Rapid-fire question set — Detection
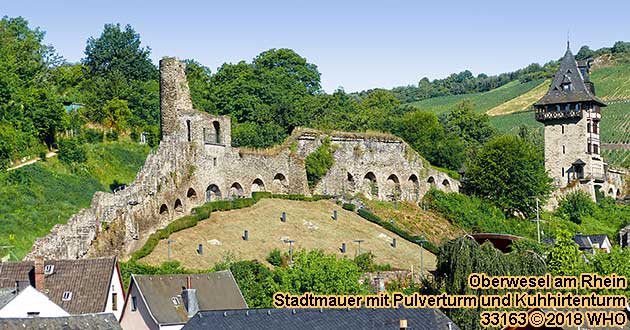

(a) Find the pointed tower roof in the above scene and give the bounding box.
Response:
[535,47,606,107]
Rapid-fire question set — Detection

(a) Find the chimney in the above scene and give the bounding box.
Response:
[34,256,45,292]
[399,319,408,330]
[182,276,199,318]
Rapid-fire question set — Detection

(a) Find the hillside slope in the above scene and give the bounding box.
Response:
[140,199,436,273]
[0,141,150,259]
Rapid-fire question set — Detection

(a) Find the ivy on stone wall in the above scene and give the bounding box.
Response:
[305,137,335,189]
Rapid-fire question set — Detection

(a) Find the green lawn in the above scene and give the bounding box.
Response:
[406,79,543,114]
[0,141,150,259]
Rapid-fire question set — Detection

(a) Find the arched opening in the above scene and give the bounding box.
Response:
[272,173,288,194]
[386,174,401,200]
[174,199,183,212]
[442,179,451,191]
[427,176,435,186]
[346,172,356,194]
[229,182,244,199]
[408,174,419,201]
[187,188,197,199]
[609,188,614,196]
[205,184,222,202]
[617,190,622,198]
[159,204,169,215]
[363,172,378,198]
[251,178,266,193]
[213,121,221,144]
[186,120,191,142]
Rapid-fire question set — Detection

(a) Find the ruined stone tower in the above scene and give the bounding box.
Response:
[534,45,607,194]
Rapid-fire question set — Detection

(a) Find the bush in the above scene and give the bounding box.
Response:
[305,137,335,188]
[557,191,596,224]
[106,130,119,141]
[58,139,87,164]
[342,203,356,211]
[80,128,104,144]
[266,248,283,267]
[353,252,391,272]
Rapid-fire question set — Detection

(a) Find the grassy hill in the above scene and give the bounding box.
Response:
[0,141,150,259]
[139,198,436,273]
[406,79,544,114]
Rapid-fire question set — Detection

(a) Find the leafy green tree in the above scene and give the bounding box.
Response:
[103,98,131,131]
[57,139,87,164]
[464,135,552,217]
[184,60,213,112]
[83,23,157,81]
[218,260,279,308]
[276,250,369,294]
[356,89,401,131]
[547,230,580,276]
[442,100,496,146]
[557,191,596,224]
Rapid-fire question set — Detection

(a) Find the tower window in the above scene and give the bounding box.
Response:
[594,144,599,155]
[593,122,599,134]
[562,167,565,177]
[587,122,591,133]
[561,125,564,134]
[562,145,565,154]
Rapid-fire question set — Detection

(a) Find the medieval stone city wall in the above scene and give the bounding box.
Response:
[26,57,459,261]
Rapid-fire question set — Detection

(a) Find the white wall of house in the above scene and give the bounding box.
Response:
[104,264,125,320]
[120,282,157,330]
[0,286,69,318]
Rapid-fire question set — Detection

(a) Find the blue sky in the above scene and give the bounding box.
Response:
[4,0,630,92]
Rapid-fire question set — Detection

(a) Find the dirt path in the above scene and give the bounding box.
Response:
[7,151,57,171]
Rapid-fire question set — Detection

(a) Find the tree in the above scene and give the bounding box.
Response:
[556,191,596,224]
[464,135,552,217]
[547,230,580,276]
[305,137,335,188]
[576,45,595,61]
[103,98,131,131]
[83,23,157,81]
[442,100,496,146]
[276,250,369,295]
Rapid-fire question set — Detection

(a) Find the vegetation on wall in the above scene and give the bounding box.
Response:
[305,137,335,188]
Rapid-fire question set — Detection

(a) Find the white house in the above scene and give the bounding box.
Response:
[0,257,125,320]
[0,285,69,318]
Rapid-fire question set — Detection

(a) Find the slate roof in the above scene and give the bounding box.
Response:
[587,234,610,246]
[0,313,121,330]
[0,288,16,309]
[573,234,593,250]
[182,308,461,330]
[0,257,117,315]
[132,270,248,325]
[535,47,606,107]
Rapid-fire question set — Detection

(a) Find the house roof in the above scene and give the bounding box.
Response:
[572,234,593,250]
[182,308,460,330]
[0,313,121,330]
[133,270,248,325]
[0,288,16,309]
[535,47,606,107]
[586,234,610,246]
[0,257,117,315]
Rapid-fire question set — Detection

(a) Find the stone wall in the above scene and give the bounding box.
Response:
[26,58,459,261]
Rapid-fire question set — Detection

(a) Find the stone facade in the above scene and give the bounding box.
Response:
[27,57,459,261]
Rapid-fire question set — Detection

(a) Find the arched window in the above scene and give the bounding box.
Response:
[213,121,221,144]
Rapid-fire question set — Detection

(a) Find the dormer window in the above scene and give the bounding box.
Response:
[172,297,180,305]
[44,265,54,274]
[62,291,72,301]
[562,83,572,91]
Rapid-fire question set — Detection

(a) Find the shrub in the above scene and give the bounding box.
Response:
[80,128,104,144]
[106,130,119,141]
[557,191,596,224]
[305,137,335,188]
[58,139,87,164]
[342,203,356,211]
[266,248,283,267]
[353,252,391,272]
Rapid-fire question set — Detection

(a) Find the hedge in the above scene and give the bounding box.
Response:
[130,192,331,261]
[342,203,356,211]
[357,208,438,254]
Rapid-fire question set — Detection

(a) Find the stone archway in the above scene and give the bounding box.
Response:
[205,184,222,202]
[272,173,288,194]
[159,204,169,215]
[386,174,401,200]
[363,172,378,199]
[408,174,419,201]
[174,199,183,212]
[442,179,451,191]
[187,188,197,199]
[229,182,244,199]
[346,172,356,194]
[427,176,436,186]
[251,178,266,193]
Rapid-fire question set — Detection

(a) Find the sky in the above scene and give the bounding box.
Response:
[4,0,630,93]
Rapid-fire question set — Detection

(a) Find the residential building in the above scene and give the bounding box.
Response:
[0,313,122,330]
[0,285,68,318]
[120,270,247,330]
[0,257,125,319]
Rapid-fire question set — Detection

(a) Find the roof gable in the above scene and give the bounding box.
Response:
[0,257,116,315]
[133,270,247,325]
[0,313,122,330]
[535,48,606,107]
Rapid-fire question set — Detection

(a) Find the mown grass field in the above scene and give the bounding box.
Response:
[406,79,543,114]
[140,198,436,273]
[0,141,150,259]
